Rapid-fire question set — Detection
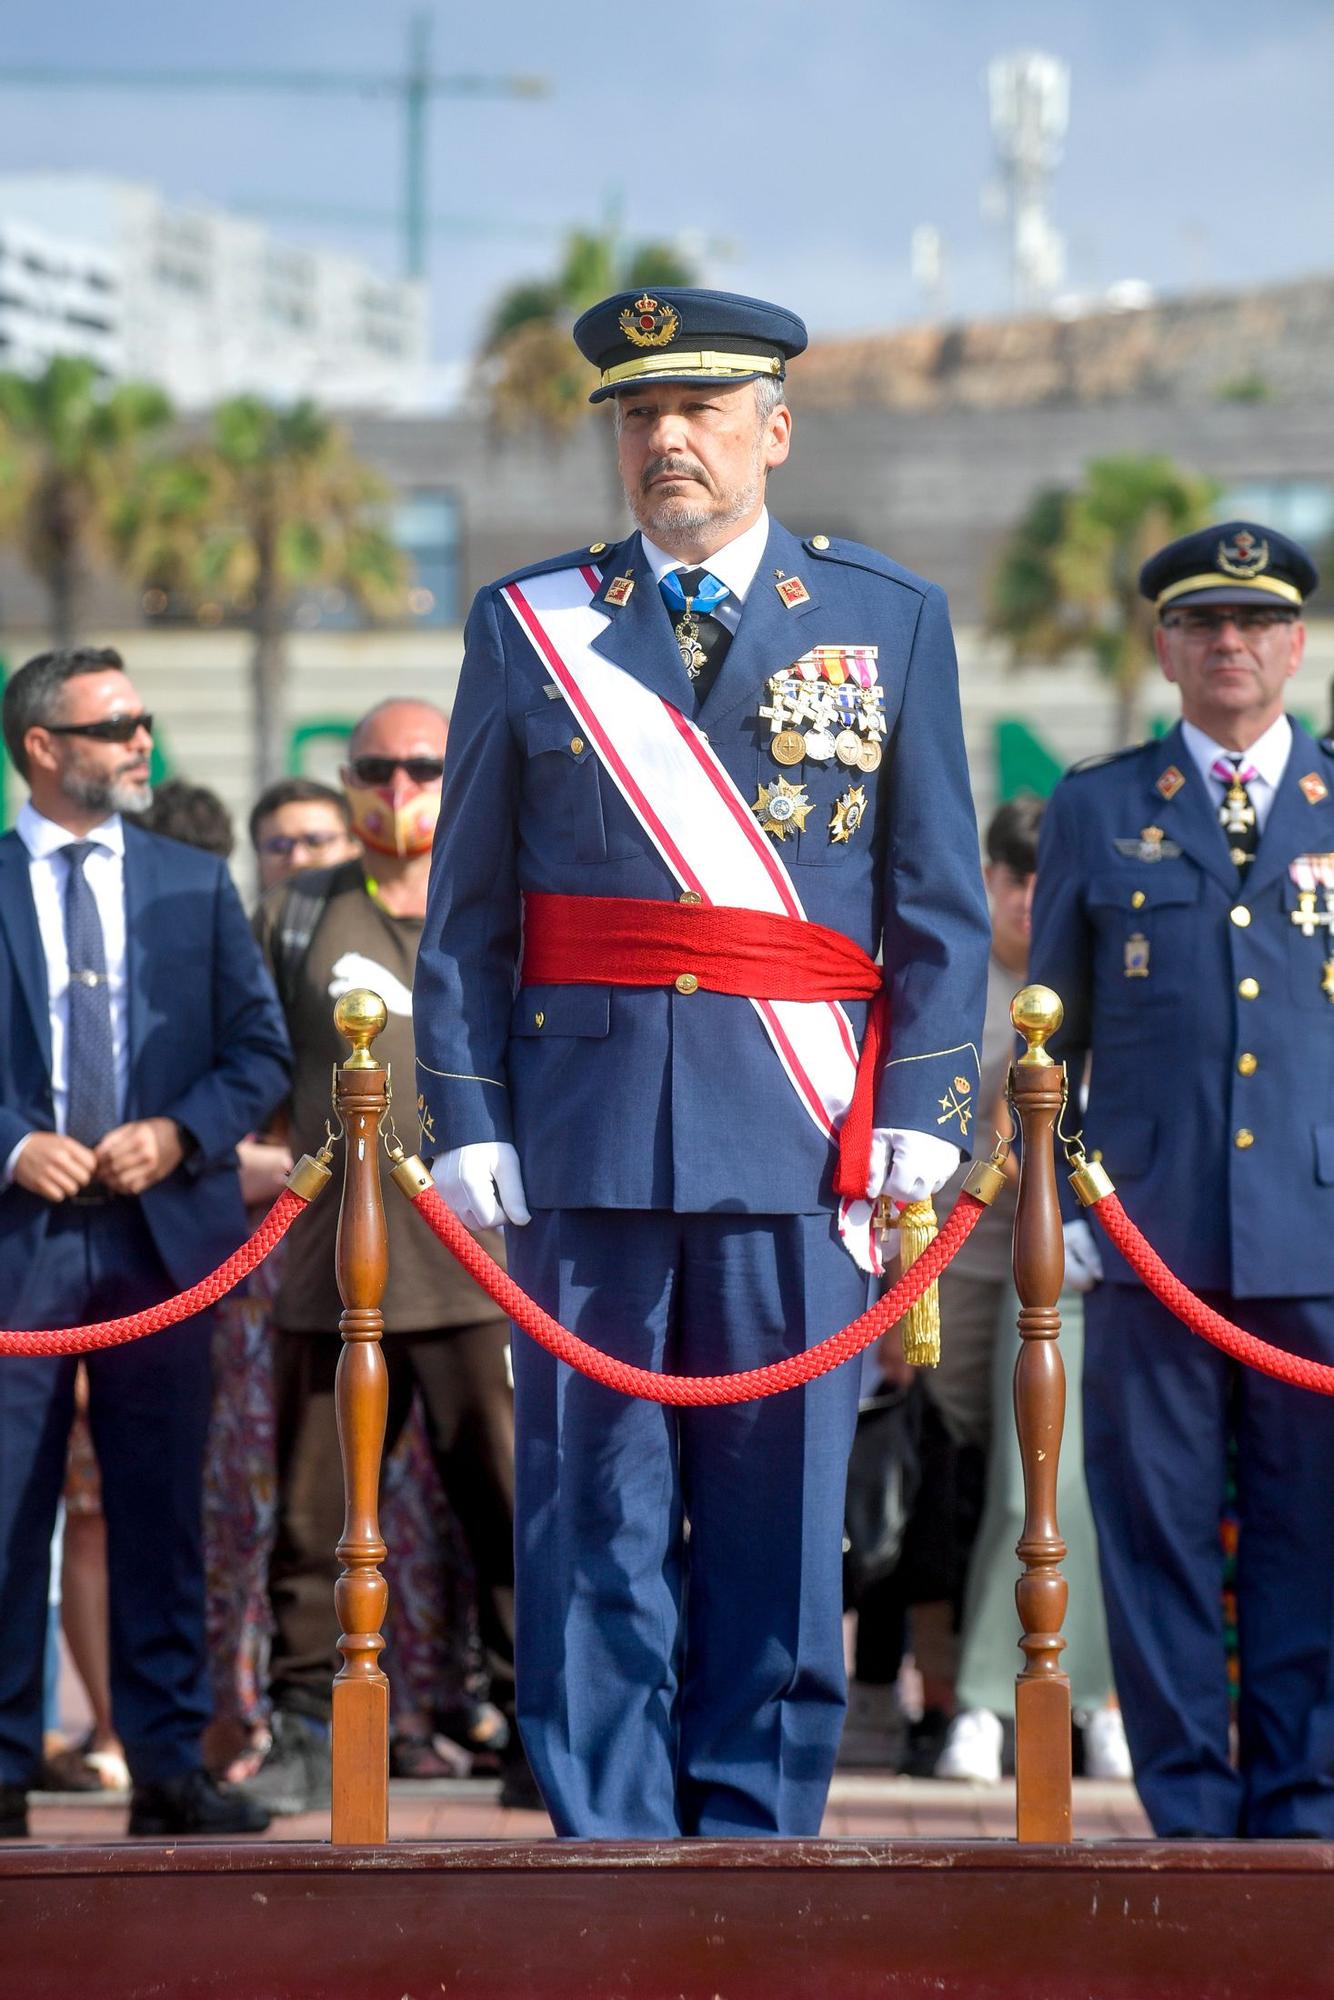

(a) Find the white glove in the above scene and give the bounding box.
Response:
[432,1142,531,1229]
[866,1128,962,1205]
[1063,1217,1104,1292]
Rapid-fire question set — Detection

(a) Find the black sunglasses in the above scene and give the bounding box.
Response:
[348,755,444,786]
[45,712,154,744]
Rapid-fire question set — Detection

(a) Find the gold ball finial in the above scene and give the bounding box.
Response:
[1011,983,1063,1067]
[333,988,389,1068]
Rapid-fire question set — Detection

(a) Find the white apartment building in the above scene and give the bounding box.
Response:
[0,174,430,410]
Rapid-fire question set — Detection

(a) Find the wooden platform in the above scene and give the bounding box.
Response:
[4,1832,1331,1999]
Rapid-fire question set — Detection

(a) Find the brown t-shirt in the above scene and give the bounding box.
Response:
[256,863,506,1334]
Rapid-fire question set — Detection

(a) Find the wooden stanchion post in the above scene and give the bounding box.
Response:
[1008,983,1073,1842]
[330,989,391,1845]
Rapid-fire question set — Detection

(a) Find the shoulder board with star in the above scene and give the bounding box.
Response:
[799,533,938,599]
[487,537,630,595]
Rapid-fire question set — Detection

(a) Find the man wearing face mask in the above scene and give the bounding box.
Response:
[244,698,523,1816]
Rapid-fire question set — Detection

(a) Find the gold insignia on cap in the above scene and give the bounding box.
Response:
[776,575,811,609]
[1299,771,1329,804]
[1156,765,1186,801]
[619,293,680,350]
[753,776,812,841]
[604,573,635,607]
[1216,528,1270,579]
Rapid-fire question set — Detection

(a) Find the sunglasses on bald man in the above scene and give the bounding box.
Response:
[348,755,445,787]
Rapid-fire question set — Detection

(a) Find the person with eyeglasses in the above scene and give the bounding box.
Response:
[1030,521,1334,1839]
[242,698,531,1815]
[0,645,291,1839]
[248,778,359,893]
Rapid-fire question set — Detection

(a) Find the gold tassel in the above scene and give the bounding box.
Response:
[877,1195,940,1367]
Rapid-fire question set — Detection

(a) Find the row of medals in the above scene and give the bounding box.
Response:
[753,654,885,844]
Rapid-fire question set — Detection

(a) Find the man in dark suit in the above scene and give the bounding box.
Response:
[0,645,290,1838]
[415,290,990,1836]
[1030,523,1334,1837]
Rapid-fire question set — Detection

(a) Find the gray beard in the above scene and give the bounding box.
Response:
[61,768,153,817]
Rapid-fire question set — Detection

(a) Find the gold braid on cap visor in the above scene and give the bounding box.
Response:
[600,350,785,388]
[1156,571,1303,610]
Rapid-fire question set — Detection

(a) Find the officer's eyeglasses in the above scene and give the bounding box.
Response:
[257,830,346,859]
[44,712,154,743]
[1161,608,1297,637]
[348,755,445,786]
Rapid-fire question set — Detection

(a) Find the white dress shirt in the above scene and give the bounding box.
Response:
[6,801,130,1177]
[640,508,770,635]
[1180,714,1292,837]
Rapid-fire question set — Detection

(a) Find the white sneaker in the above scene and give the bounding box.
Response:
[934,1707,1003,1783]
[1083,1706,1133,1780]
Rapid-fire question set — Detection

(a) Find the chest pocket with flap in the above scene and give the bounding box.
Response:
[1087,864,1201,1001]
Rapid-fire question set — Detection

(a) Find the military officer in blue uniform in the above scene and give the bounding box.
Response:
[415,289,989,1837]
[1030,521,1334,1838]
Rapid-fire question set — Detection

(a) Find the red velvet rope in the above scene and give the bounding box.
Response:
[0,1189,309,1358]
[409,1184,986,1406]
[1091,1192,1334,1396]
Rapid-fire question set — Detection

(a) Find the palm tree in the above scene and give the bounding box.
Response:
[480,228,699,436]
[990,455,1219,747]
[0,355,172,646]
[121,398,407,790]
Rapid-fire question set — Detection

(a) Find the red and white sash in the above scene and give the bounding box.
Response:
[503,563,880,1273]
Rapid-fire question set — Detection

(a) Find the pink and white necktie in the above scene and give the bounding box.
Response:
[1210,755,1260,869]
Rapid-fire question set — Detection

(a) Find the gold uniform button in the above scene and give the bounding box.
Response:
[1131,889,1146,910]
[811,533,831,550]
[1234,1128,1255,1150]
[569,736,585,755]
[1237,1051,1258,1077]
[589,541,607,555]
[1230,905,1252,927]
[679,889,703,906]
[1238,977,1260,1000]
[534,1011,545,1028]
[675,972,699,996]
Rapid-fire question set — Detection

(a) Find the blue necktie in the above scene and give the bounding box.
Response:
[62,841,117,1147]
[659,567,732,697]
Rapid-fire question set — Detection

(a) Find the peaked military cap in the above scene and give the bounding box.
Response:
[573,287,807,404]
[1140,519,1318,614]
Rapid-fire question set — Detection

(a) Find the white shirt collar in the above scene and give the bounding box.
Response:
[639,507,770,606]
[16,799,126,860]
[1180,714,1292,793]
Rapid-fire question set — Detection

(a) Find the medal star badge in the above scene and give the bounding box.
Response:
[618,293,680,349]
[753,776,812,841]
[829,785,867,844]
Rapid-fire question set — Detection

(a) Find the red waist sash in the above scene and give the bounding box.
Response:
[520,891,887,1199]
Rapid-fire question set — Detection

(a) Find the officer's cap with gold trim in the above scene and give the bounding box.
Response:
[1140,519,1318,615]
[573,287,807,405]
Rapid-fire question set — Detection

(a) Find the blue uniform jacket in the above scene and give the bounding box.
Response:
[1030,718,1334,1298]
[0,821,292,1303]
[415,519,989,1215]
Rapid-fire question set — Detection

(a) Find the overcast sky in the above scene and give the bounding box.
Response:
[1,0,1330,362]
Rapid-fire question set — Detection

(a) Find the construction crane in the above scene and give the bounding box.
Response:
[0,12,548,279]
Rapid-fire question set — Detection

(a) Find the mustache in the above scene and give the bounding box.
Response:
[640,454,710,494]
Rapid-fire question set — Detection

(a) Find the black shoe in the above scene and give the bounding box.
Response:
[498,1749,545,1812]
[0,1782,28,1838]
[128,1767,270,1837]
[238,1708,332,1816]
[902,1707,954,1778]
[436,1698,510,1775]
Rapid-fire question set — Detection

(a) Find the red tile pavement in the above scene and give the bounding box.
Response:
[12,1774,1150,1847]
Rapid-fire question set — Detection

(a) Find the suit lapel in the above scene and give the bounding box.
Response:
[0,831,52,1069]
[1245,719,1334,901]
[698,519,823,728]
[1144,725,1237,894]
[587,533,697,711]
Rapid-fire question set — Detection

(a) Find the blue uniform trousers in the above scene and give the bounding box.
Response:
[0,1200,213,1788]
[507,1208,869,1838]
[1084,1283,1334,1837]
